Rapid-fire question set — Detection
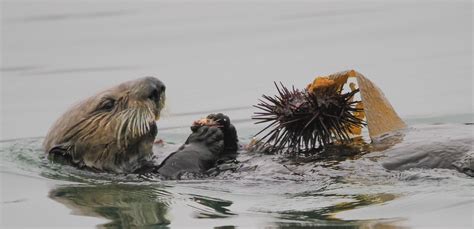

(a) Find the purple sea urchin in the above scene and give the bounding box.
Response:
[253,77,365,153]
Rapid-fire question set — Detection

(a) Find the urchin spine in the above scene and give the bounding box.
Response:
[253,79,364,153]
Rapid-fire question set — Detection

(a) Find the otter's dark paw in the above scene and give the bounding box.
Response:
[207,113,231,129]
[186,126,224,154]
[206,113,239,153]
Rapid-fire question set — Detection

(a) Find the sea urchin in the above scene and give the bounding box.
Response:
[253,76,365,153]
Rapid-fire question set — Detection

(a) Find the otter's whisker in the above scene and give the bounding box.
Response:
[116,111,130,147]
[139,108,146,136]
[136,108,144,136]
[112,103,157,148]
[142,117,147,136]
[135,108,142,137]
[126,110,135,143]
[75,113,108,141]
[144,109,151,133]
[131,111,138,138]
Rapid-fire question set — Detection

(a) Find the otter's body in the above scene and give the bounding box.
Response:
[377,125,474,176]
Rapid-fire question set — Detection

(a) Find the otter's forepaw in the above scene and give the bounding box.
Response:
[207,113,239,153]
[207,113,231,129]
[186,126,224,154]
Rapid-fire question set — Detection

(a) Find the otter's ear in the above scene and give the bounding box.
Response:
[47,144,73,165]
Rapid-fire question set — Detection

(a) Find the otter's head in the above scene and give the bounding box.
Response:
[43,77,166,173]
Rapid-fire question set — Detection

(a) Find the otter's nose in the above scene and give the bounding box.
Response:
[157,82,166,93]
[140,77,166,102]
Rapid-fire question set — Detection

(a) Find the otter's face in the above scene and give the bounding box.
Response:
[43,77,166,173]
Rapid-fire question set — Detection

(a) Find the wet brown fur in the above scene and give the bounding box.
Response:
[43,77,165,173]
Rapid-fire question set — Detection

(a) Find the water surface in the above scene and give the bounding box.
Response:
[1,0,473,228]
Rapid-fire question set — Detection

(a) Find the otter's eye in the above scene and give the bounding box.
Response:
[148,89,159,101]
[98,98,115,111]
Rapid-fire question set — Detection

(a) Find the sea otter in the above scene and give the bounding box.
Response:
[43,76,472,178]
[43,77,238,177]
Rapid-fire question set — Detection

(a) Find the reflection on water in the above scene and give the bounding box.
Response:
[48,184,399,228]
[50,185,171,228]
[189,194,235,219]
[277,193,397,221]
[275,222,403,229]
[272,193,401,229]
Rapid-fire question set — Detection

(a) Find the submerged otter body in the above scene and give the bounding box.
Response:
[243,123,474,177]
[377,124,474,176]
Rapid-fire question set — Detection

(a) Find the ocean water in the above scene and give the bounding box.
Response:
[1,0,473,228]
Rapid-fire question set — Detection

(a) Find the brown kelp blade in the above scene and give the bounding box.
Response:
[327,70,406,140]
